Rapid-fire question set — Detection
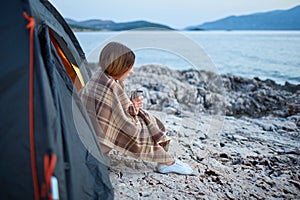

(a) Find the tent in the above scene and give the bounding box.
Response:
[0,0,114,199]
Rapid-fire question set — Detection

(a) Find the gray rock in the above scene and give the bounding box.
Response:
[126,64,300,118]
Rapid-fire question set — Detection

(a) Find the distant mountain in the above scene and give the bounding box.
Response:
[186,5,300,30]
[65,18,173,31]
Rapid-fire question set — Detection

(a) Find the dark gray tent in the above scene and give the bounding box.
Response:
[0,0,114,199]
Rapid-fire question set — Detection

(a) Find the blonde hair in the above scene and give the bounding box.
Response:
[99,42,135,76]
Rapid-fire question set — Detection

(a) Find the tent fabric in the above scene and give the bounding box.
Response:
[0,0,114,199]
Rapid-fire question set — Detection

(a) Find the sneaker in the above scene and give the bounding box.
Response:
[157,159,193,175]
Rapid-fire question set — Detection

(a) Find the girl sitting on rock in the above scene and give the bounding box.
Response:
[79,41,193,175]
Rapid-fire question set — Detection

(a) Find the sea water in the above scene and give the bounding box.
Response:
[75,31,300,85]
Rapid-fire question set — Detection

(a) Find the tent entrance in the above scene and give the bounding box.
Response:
[49,29,85,91]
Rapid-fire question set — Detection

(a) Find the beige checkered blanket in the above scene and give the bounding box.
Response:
[79,71,173,163]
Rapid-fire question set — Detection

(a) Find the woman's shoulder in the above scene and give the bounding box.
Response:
[82,70,126,97]
[86,70,113,86]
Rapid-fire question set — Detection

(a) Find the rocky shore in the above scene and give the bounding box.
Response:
[107,65,300,199]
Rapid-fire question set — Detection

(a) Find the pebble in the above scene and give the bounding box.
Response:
[233,134,248,141]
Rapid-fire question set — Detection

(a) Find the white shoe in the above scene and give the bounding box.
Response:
[157,159,193,175]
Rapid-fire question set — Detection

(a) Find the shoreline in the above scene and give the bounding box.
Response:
[104,64,300,199]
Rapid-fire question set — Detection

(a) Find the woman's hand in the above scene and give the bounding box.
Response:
[131,96,144,112]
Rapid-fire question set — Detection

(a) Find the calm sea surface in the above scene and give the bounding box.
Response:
[75,31,300,85]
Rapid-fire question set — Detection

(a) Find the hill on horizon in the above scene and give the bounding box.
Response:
[65,18,173,31]
[186,5,300,30]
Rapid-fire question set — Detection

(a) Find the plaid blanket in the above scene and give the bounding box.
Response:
[79,70,173,163]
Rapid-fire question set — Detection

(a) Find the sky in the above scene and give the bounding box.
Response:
[49,0,300,29]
